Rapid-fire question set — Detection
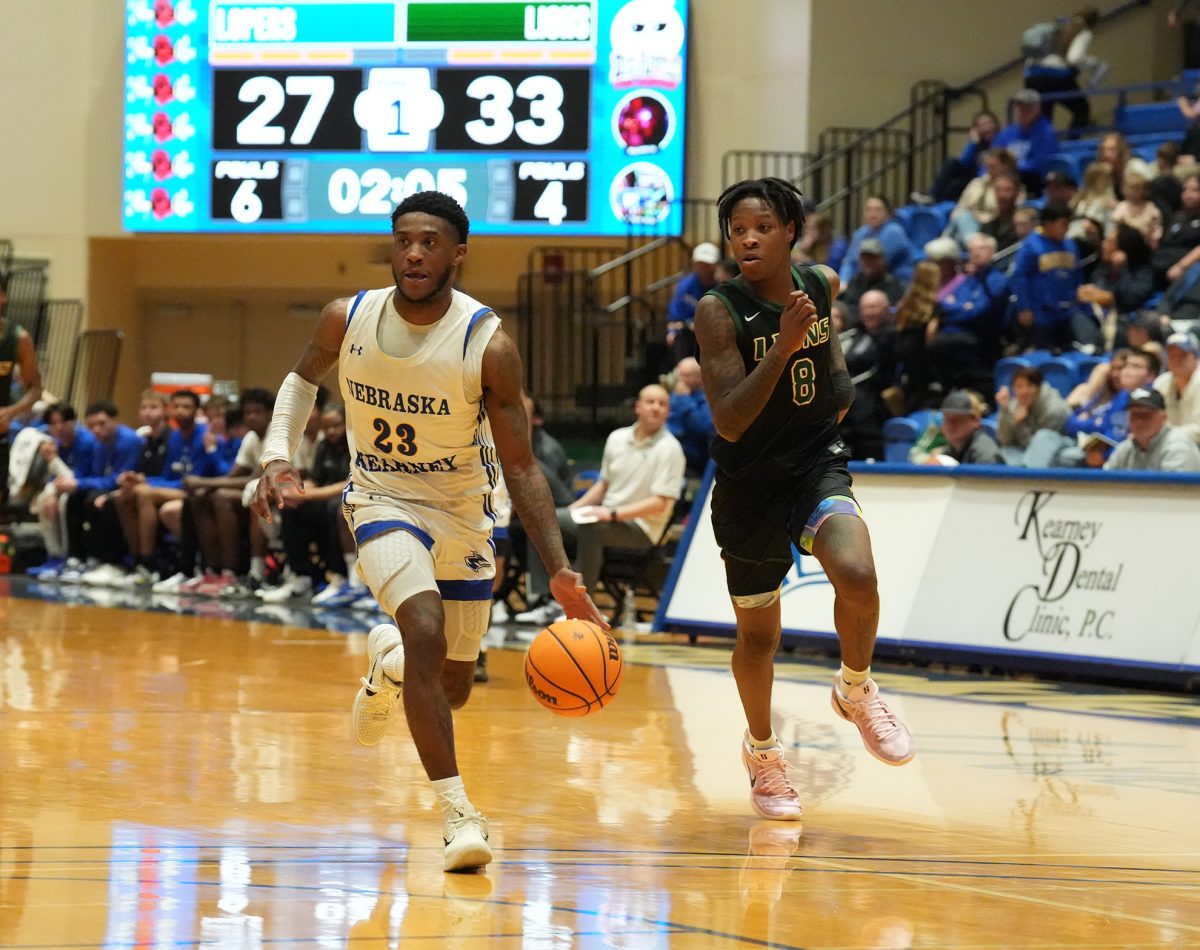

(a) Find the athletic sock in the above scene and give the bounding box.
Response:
[432,776,471,819]
[748,730,781,751]
[839,663,870,692]
[249,556,266,581]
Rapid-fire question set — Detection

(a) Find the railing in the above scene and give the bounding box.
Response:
[66,330,123,411]
[0,239,12,277]
[38,300,85,404]
[3,265,49,344]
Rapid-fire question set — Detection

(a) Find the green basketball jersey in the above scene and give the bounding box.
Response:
[0,321,20,408]
[703,265,839,479]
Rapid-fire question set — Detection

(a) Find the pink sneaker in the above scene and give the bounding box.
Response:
[831,677,915,766]
[740,735,803,820]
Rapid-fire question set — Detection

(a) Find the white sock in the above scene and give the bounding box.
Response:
[344,552,363,587]
[748,730,780,751]
[381,639,405,684]
[840,663,870,691]
[249,556,266,581]
[432,776,471,819]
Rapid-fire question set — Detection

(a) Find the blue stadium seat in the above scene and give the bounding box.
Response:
[904,207,946,248]
[995,356,1032,391]
[882,417,921,463]
[1114,102,1187,137]
[571,467,600,499]
[981,414,999,440]
[1040,357,1078,397]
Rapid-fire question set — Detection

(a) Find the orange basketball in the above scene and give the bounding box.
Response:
[524,619,624,717]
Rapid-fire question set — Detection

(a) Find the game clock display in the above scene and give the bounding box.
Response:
[124,0,689,236]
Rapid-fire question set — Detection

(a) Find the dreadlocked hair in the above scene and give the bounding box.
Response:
[716,177,807,248]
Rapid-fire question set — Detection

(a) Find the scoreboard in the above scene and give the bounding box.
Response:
[123,0,689,235]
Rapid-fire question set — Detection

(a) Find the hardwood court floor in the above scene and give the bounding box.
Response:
[1,590,1199,948]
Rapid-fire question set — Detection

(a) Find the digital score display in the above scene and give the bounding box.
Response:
[123,0,689,235]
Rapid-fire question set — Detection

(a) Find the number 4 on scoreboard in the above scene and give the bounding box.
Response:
[533,181,567,226]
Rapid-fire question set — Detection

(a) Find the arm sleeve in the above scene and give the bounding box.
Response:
[260,373,319,466]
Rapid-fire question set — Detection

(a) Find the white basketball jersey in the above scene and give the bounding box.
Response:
[339,286,500,505]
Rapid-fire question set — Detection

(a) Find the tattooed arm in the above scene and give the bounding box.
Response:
[483,329,608,628]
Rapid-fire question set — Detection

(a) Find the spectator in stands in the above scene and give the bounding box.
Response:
[276,404,357,605]
[980,173,1023,252]
[793,212,846,271]
[1078,224,1156,348]
[1096,132,1133,198]
[0,271,44,505]
[1067,347,1126,409]
[1155,172,1200,291]
[198,395,242,475]
[1149,142,1183,218]
[1168,0,1200,69]
[994,89,1060,195]
[924,237,963,290]
[1104,386,1200,471]
[1153,332,1200,443]
[666,356,715,476]
[1011,201,1092,351]
[944,150,1025,246]
[112,389,208,587]
[1126,312,1169,364]
[919,110,1002,205]
[889,261,942,413]
[1070,162,1117,233]
[516,384,685,626]
[996,366,1071,465]
[838,196,914,285]
[1024,347,1159,467]
[927,390,1004,465]
[30,401,142,578]
[155,388,275,595]
[1022,6,1102,132]
[523,393,572,505]
[1043,169,1080,209]
[665,242,721,365]
[839,289,895,460]
[838,238,906,310]
[927,234,1012,391]
[715,257,739,283]
[32,404,97,575]
[1112,170,1164,249]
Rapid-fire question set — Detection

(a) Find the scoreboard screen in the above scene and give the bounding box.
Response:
[123,0,689,235]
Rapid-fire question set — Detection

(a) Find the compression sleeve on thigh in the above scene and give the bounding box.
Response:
[260,372,319,467]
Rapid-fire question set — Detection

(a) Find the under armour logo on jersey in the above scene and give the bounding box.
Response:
[464,552,488,572]
[348,344,364,356]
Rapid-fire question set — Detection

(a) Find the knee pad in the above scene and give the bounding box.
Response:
[731,588,781,610]
[442,599,491,662]
[357,527,438,617]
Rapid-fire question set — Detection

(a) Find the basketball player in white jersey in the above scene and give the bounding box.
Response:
[252,191,607,873]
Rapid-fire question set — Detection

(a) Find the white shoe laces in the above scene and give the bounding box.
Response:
[755,756,800,800]
[445,806,488,839]
[855,693,902,738]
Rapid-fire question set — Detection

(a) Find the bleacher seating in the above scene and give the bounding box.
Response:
[1114,102,1188,138]
[1039,357,1078,398]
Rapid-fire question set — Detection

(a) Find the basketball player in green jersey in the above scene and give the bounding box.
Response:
[693,178,915,821]
[0,272,45,503]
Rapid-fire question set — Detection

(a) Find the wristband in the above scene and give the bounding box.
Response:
[609,508,619,522]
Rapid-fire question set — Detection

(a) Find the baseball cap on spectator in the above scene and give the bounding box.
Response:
[859,237,886,256]
[1013,88,1042,106]
[692,242,720,264]
[1166,331,1200,356]
[1044,170,1077,188]
[924,236,962,262]
[941,390,983,418]
[1128,387,1166,410]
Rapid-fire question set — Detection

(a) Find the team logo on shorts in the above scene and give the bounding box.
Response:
[464,552,488,572]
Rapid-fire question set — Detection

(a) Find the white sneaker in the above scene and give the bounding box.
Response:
[257,573,313,603]
[352,624,405,747]
[443,803,492,872]
[512,601,565,627]
[57,558,91,583]
[81,563,128,588]
[152,571,190,593]
[122,565,158,590]
[491,600,511,623]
